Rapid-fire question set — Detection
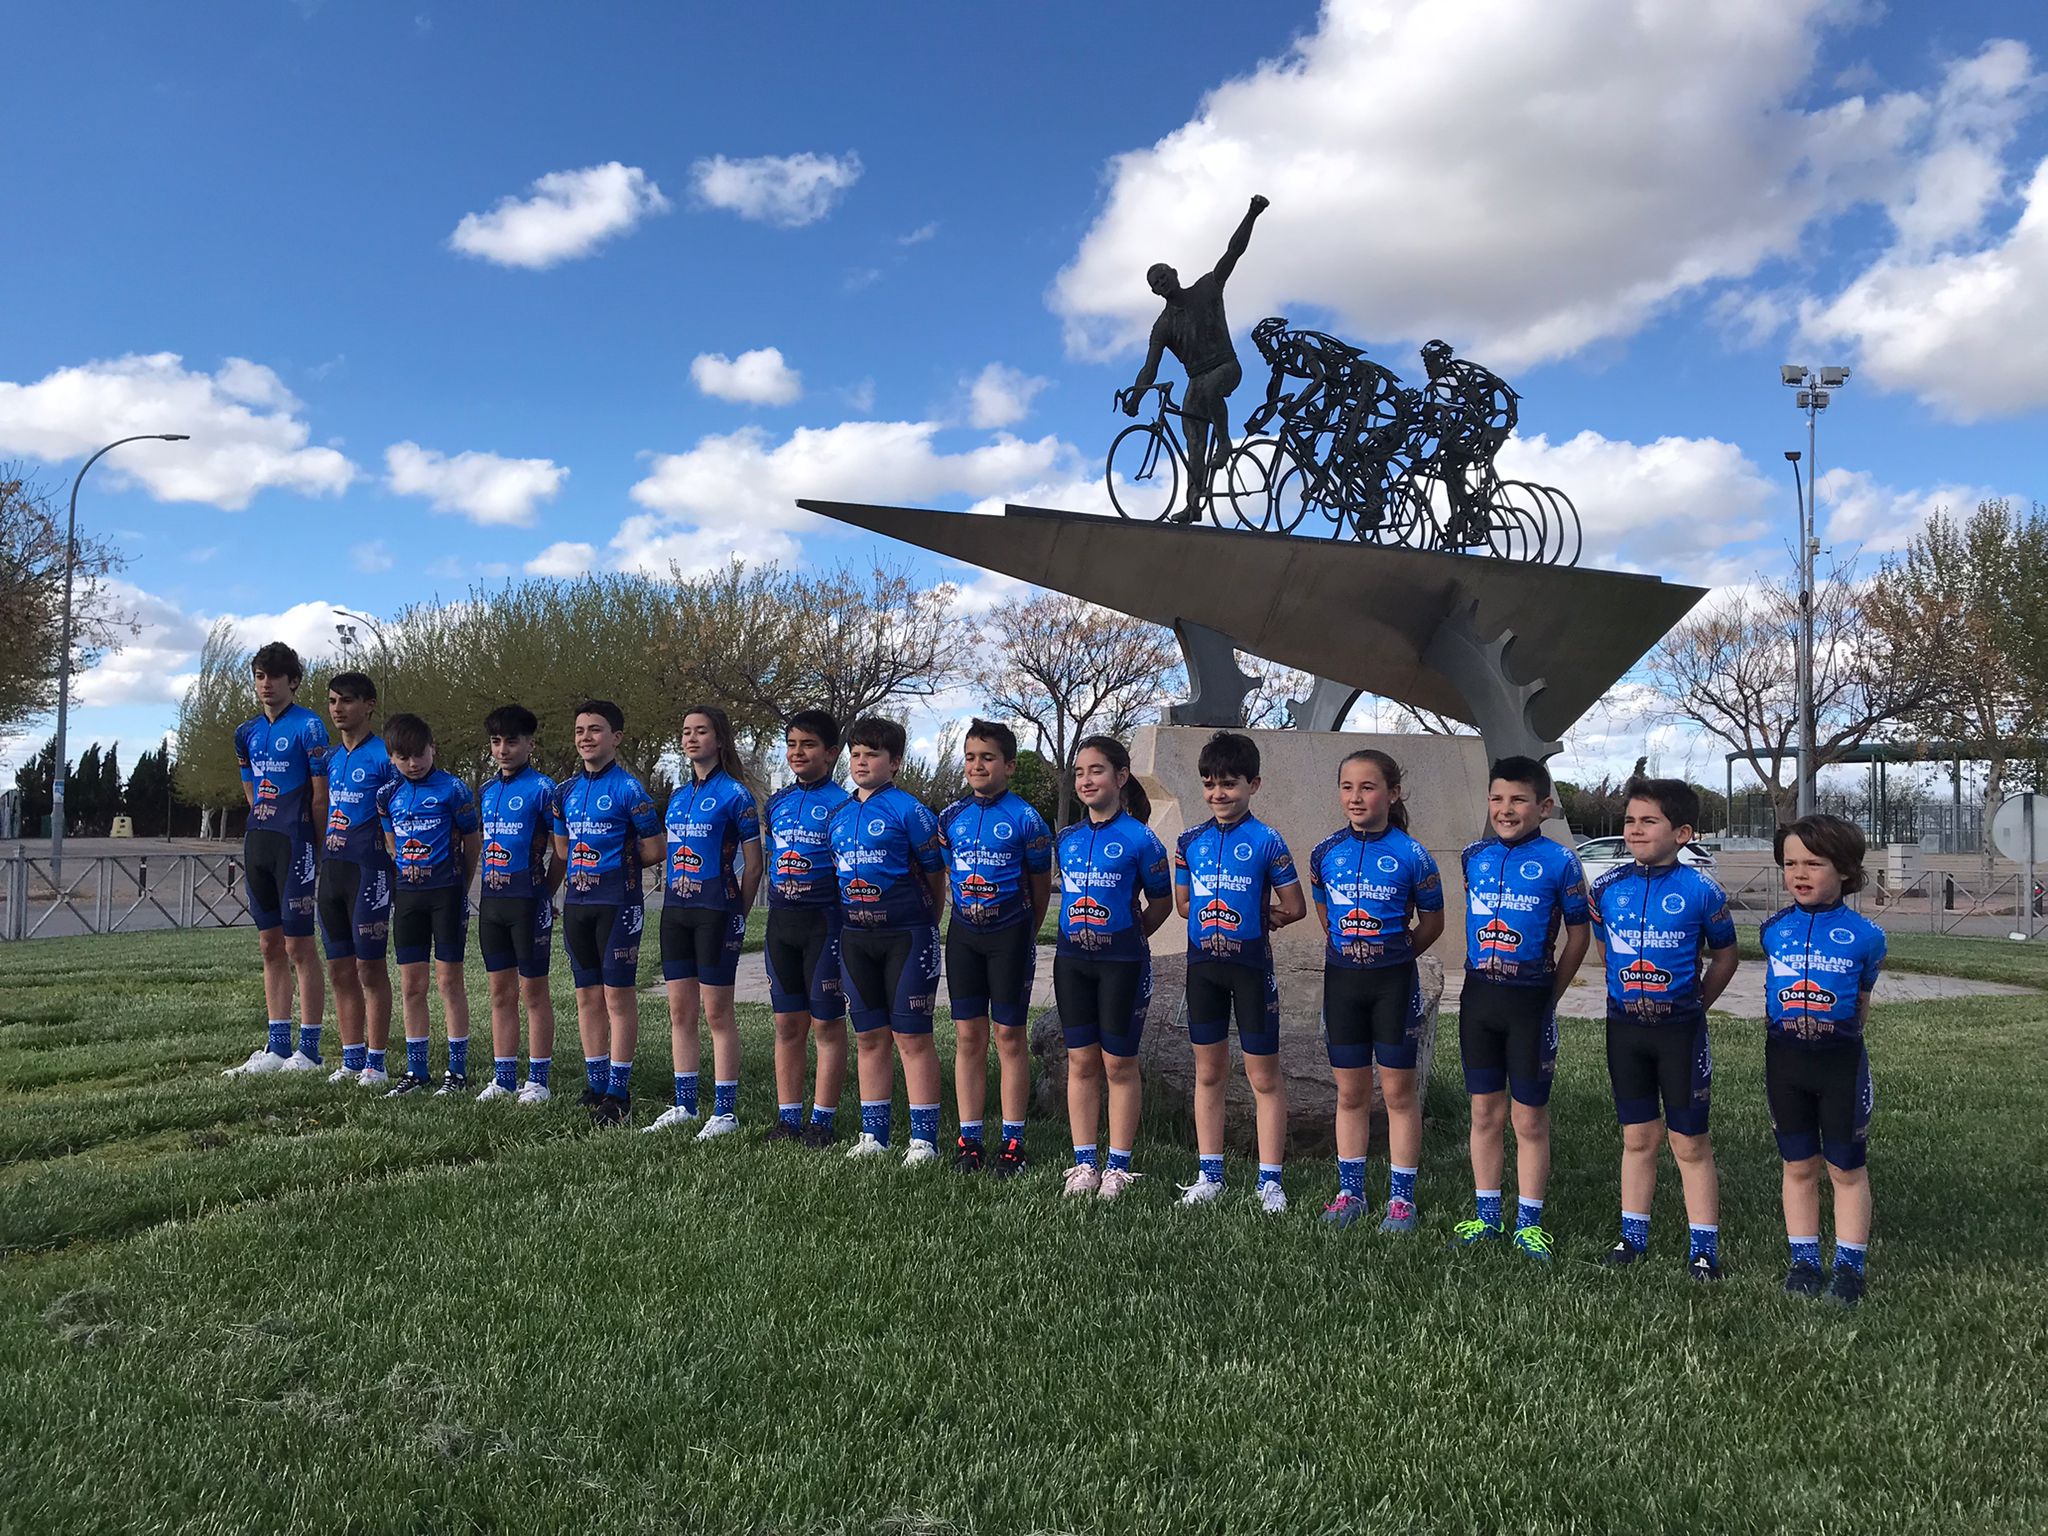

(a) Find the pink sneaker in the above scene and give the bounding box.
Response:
[1097,1167,1141,1201]
[1062,1162,1102,1197]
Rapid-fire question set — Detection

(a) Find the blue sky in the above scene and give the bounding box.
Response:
[5,0,2046,793]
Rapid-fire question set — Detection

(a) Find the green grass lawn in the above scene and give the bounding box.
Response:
[4,930,2047,1534]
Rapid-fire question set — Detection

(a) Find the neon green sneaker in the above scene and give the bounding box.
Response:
[1512,1223,1555,1262]
[1450,1216,1505,1249]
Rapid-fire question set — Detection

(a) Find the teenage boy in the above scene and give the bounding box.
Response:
[318,671,397,1087]
[1453,755,1591,1259]
[550,700,663,1127]
[762,709,852,1148]
[1174,731,1306,1212]
[477,704,561,1104]
[938,719,1052,1175]
[1587,776,1739,1279]
[828,716,948,1165]
[377,713,480,1097]
[224,641,330,1075]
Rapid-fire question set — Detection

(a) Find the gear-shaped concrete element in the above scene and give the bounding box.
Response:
[1421,598,1561,763]
[1284,677,1364,733]
[1168,620,1260,728]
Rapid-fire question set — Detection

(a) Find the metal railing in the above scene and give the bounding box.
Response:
[1,852,253,941]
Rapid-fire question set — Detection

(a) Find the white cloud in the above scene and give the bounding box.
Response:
[1814,467,2007,553]
[1880,41,2040,257]
[690,347,803,405]
[448,162,670,269]
[384,441,568,527]
[351,539,394,573]
[1051,0,1932,369]
[525,540,596,577]
[0,353,355,509]
[70,580,211,709]
[899,222,940,246]
[690,151,861,227]
[965,363,1052,429]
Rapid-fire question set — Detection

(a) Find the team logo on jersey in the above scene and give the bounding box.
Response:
[596,795,613,811]
[1067,895,1111,927]
[1830,927,1855,946]
[1377,854,1400,873]
[327,807,350,833]
[1476,917,1523,953]
[698,794,717,812]
[274,735,290,751]
[256,778,280,800]
[994,820,1013,839]
[1199,897,1242,932]
[401,838,432,865]
[508,795,524,811]
[483,841,511,868]
[1520,859,1545,880]
[570,841,602,868]
[1339,909,1383,939]
[1233,842,1253,862]
[352,767,367,784]
[843,877,881,904]
[1104,841,1124,860]
[810,803,829,821]
[1777,978,1838,1014]
[1661,892,1687,915]
[673,847,703,874]
[867,818,886,837]
[958,872,1001,904]
[775,850,811,878]
[1619,958,1673,993]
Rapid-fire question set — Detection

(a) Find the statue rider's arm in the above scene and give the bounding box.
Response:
[1129,316,1169,398]
[1211,194,1268,285]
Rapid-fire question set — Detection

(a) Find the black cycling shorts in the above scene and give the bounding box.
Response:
[1605,1008,1711,1136]
[478,895,553,979]
[946,918,1038,1028]
[562,900,644,990]
[245,828,317,937]
[839,924,940,1036]
[764,905,844,1020]
[317,857,392,963]
[660,905,745,987]
[1186,957,1280,1056]
[392,884,468,967]
[1323,960,1424,1070]
[1459,974,1558,1106]
[1053,955,1151,1057]
[1766,1037,1872,1170]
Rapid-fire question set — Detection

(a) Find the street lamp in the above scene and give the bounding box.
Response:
[52,434,190,877]
[333,608,392,698]
[1779,365,1850,818]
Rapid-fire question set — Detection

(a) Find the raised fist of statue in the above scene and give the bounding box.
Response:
[1249,194,1270,214]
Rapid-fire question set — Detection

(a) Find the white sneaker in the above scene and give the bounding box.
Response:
[224,1047,289,1077]
[326,1064,358,1084]
[1098,1167,1142,1202]
[516,1080,552,1104]
[278,1050,323,1073]
[1177,1176,1226,1207]
[1063,1162,1102,1197]
[845,1132,889,1160]
[356,1066,390,1088]
[642,1104,700,1134]
[902,1138,939,1167]
[475,1081,514,1103]
[1257,1182,1289,1215]
[695,1113,741,1141]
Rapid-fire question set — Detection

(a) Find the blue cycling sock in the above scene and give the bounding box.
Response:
[1338,1157,1366,1200]
[909,1103,939,1145]
[809,1103,836,1127]
[1199,1154,1225,1185]
[606,1059,633,1098]
[675,1071,699,1113]
[1475,1189,1504,1226]
[267,1020,292,1057]
[1107,1147,1132,1172]
[1389,1164,1417,1205]
[713,1080,737,1118]
[493,1057,517,1091]
[959,1120,984,1146]
[528,1057,551,1088]
[447,1036,469,1079]
[1689,1223,1719,1263]
[1621,1210,1651,1250]
[1073,1143,1098,1169]
[1001,1119,1025,1143]
[297,1024,321,1062]
[1834,1240,1867,1275]
[406,1038,429,1080]
[366,1049,386,1074]
[1516,1197,1545,1231]
[1258,1162,1284,1190]
[342,1043,367,1073]
[1789,1234,1822,1268]
[585,1055,610,1095]
[861,1100,891,1145]
[778,1102,802,1128]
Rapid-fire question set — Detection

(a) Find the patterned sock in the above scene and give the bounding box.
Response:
[1199,1153,1225,1185]
[447,1036,469,1079]
[1072,1143,1098,1169]
[528,1057,551,1088]
[1258,1162,1284,1191]
[585,1055,610,1095]
[607,1059,633,1098]
[493,1057,517,1091]
[366,1049,386,1074]
[1001,1119,1026,1143]
[342,1043,367,1073]
[713,1080,737,1118]
[267,1020,292,1057]
[1107,1147,1133,1172]
[297,1024,321,1062]
[861,1099,892,1145]
[1789,1234,1822,1269]
[1339,1157,1367,1200]
[1689,1223,1719,1263]
[1621,1210,1651,1250]
[959,1119,984,1146]
[1476,1189,1504,1226]
[778,1102,803,1129]
[406,1038,429,1080]
[675,1071,699,1114]
[1389,1164,1418,1205]
[909,1103,939,1145]
[1834,1240,1868,1275]
[1516,1197,1545,1231]
[809,1103,837,1128]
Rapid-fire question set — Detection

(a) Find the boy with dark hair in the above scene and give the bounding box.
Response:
[377,713,481,1096]
[318,671,397,1086]
[939,718,1053,1174]
[828,715,948,1165]
[1453,754,1590,1259]
[1174,731,1306,1211]
[762,709,852,1147]
[477,704,562,1103]
[225,641,331,1075]
[1587,775,1738,1279]
[550,699,663,1126]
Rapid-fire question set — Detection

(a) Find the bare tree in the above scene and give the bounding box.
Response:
[0,465,132,734]
[1239,654,1309,729]
[983,593,1180,826]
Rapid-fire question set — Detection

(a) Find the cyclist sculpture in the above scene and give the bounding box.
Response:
[1414,338,1518,549]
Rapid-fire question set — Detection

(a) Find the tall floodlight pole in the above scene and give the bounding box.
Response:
[52,434,191,878]
[1779,366,1850,818]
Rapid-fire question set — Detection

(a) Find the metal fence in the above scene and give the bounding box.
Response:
[1703,855,2041,936]
[1,852,254,941]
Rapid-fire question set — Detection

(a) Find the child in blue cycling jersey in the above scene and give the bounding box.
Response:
[1764,814,1885,1308]
[1174,732,1307,1213]
[646,705,762,1142]
[1587,777,1739,1279]
[376,713,481,1097]
[828,716,948,1166]
[940,720,1052,1176]
[1308,749,1445,1234]
[1451,755,1589,1259]
[1055,736,1173,1200]
[476,704,561,1104]
[318,671,396,1088]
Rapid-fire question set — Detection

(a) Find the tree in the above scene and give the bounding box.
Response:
[1241,654,1310,728]
[0,465,132,734]
[982,593,1180,827]
[174,621,257,816]
[126,744,177,837]
[13,735,55,831]
[67,742,104,836]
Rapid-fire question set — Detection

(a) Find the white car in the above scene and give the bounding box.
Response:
[1573,835,1717,886]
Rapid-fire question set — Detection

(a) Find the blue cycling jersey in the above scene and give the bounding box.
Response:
[377,769,479,889]
[1307,823,1444,969]
[1589,861,1738,1021]
[1055,812,1170,961]
[480,764,558,900]
[663,767,761,910]
[1761,902,1886,1044]
[765,776,851,909]
[829,784,944,930]
[1175,814,1300,963]
[939,790,1053,930]
[235,704,330,839]
[1460,831,1589,985]
[550,761,661,904]
[323,734,398,867]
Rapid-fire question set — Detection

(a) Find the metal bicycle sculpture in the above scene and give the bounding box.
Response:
[1107,322,1583,566]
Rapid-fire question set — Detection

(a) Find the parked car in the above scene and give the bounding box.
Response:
[1574,835,1717,885]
